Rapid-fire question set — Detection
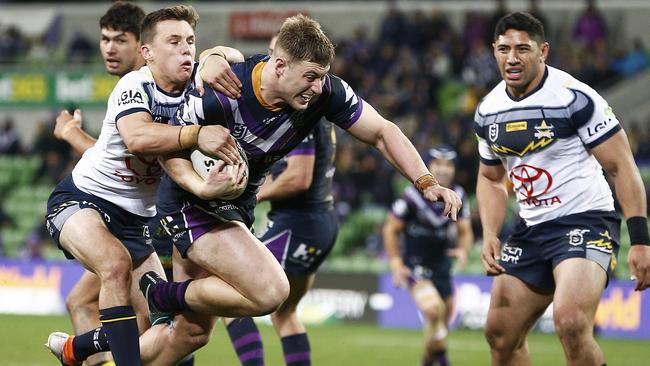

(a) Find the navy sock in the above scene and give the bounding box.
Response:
[434,349,449,366]
[72,327,110,361]
[227,318,265,366]
[99,306,141,366]
[281,333,310,366]
[152,279,192,312]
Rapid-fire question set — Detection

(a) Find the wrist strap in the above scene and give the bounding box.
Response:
[178,125,202,149]
[414,173,439,193]
[627,216,650,246]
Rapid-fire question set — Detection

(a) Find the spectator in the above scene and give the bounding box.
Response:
[0,117,22,155]
[573,0,608,48]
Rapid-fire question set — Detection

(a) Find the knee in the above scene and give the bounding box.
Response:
[252,275,290,315]
[65,294,94,315]
[96,256,132,287]
[484,320,518,354]
[421,302,444,324]
[554,311,591,346]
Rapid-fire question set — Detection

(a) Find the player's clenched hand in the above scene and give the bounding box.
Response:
[195,54,242,99]
[628,245,650,291]
[54,109,82,140]
[197,125,242,165]
[199,160,246,200]
[422,185,462,221]
[481,236,505,276]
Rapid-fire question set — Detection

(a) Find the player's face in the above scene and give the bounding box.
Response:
[493,29,549,98]
[428,159,455,187]
[100,27,142,77]
[279,59,330,111]
[143,20,196,86]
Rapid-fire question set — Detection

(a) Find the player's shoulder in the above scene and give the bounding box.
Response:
[547,66,604,103]
[119,66,155,85]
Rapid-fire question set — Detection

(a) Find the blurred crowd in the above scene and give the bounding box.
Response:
[1,0,650,260]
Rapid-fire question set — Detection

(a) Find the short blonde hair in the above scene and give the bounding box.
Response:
[275,14,334,66]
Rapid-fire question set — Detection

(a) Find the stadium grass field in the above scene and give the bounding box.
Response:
[1,314,648,365]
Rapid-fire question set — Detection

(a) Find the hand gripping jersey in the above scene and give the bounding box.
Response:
[475,66,620,225]
[72,66,195,217]
[160,54,362,209]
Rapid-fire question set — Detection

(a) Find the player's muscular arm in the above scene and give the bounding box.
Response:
[476,163,508,275]
[257,154,314,202]
[592,129,650,290]
[196,46,244,98]
[159,152,245,200]
[347,100,462,219]
[450,217,474,270]
[382,214,410,288]
[592,130,646,220]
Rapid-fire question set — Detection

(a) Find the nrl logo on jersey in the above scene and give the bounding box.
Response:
[534,120,554,139]
[488,123,499,142]
[566,228,590,246]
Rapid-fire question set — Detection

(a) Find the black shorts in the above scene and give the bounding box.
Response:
[260,208,338,275]
[405,257,454,299]
[156,199,255,258]
[501,210,620,292]
[45,175,155,262]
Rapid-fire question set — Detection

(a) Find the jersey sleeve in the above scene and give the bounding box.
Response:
[474,107,502,165]
[113,71,152,122]
[391,195,413,222]
[173,86,227,127]
[568,85,622,149]
[287,131,315,156]
[322,75,364,130]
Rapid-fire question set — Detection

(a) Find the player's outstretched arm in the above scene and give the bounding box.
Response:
[476,162,507,276]
[54,109,96,154]
[592,129,650,291]
[345,100,462,220]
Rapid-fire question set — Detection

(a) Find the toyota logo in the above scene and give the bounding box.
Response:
[509,164,553,199]
[125,156,163,177]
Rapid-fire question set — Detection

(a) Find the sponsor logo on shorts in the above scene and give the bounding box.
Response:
[290,243,323,267]
[500,243,522,264]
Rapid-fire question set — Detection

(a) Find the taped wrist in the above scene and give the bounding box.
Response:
[627,216,650,246]
[178,125,202,149]
[415,173,439,193]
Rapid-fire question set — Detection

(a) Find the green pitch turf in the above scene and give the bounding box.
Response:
[1,314,648,365]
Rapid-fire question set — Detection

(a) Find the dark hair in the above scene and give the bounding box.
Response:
[99,1,145,41]
[275,14,335,66]
[494,12,545,44]
[140,5,199,45]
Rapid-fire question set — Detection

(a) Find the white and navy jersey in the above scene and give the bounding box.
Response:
[158,54,362,209]
[391,185,470,259]
[475,66,620,226]
[72,65,196,217]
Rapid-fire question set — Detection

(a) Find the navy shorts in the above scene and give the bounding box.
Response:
[405,257,454,299]
[157,199,255,258]
[45,175,155,262]
[501,210,620,292]
[260,208,338,275]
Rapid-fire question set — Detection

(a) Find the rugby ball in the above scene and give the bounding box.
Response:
[190,145,249,181]
[190,149,219,179]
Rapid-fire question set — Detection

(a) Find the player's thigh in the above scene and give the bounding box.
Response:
[188,221,286,294]
[552,258,606,324]
[486,274,552,338]
[409,279,443,316]
[59,208,131,273]
[67,270,101,306]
